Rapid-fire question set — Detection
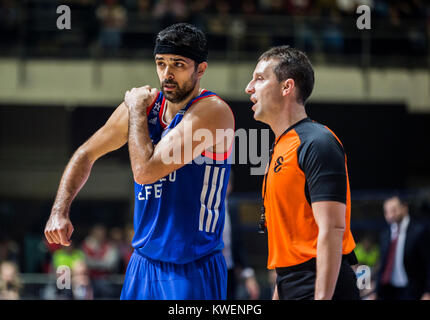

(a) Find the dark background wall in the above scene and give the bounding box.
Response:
[2,101,426,195]
[230,101,414,193]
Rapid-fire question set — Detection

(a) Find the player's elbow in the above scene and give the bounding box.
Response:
[74,146,93,164]
[133,166,158,185]
[133,173,152,185]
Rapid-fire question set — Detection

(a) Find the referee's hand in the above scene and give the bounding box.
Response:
[44,209,74,246]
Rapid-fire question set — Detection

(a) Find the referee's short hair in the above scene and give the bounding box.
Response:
[258,46,315,105]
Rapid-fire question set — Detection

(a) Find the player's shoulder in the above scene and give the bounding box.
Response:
[193,90,230,109]
[188,90,234,123]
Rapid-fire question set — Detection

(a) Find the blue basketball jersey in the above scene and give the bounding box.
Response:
[131,89,232,264]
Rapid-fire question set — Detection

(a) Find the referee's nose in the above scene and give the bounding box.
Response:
[245,80,255,95]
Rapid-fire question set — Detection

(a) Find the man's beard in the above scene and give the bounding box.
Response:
[161,76,197,103]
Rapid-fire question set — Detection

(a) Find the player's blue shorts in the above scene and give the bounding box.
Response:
[120,250,227,300]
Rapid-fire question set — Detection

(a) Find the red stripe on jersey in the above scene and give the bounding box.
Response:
[159,96,168,128]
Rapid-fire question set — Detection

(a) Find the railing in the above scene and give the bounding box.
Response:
[17,273,125,300]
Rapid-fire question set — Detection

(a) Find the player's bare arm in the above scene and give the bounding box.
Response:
[125,86,234,185]
[312,201,346,300]
[44,103,129,246]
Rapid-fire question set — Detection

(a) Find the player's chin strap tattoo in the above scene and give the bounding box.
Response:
[154,43,208,64]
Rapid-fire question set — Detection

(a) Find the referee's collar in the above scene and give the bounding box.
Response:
[275,117,311,143]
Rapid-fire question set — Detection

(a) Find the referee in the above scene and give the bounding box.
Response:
[245,46,359,300]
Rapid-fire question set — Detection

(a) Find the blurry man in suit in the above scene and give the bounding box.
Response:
[375,196,430,300]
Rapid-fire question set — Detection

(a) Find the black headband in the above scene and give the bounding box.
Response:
[154,43,208,64]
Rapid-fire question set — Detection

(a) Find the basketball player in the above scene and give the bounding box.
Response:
[245,46,359,300]
[44,23,235,300]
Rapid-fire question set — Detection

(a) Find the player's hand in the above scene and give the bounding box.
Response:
[44,208,74,246]
[124,86,158,112]
[245,276,260,300]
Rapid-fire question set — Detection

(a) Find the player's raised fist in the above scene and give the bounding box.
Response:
[124,86,158,111]
[44,209,74,246]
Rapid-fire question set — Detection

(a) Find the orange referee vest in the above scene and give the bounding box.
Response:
[263,121,356,269]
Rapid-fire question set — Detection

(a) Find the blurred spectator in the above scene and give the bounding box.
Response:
[264,0,286,15]
[23,235,50,273]
[402,0,427,55]
[335,0,358,17]
[52,244,85,271]
[0,261,22,300]
[373,0,390,18]
[386,4,407,54]
[136,0,153,18]
[153,0,189,30]
[43,242,63,273]
[0,235,20,266]
[208,0,231,34]
[286,0,312,16]
[123,225,134,267]
[71,260,94,300]
[81,224,120,277]
[258,269,277,300]
[315,0,338,17]
[356,0,374,7]
[223,173,260,300]
[315,0,344,54]
[241,0,258,16]
[294,23,316,53]
[206,0,232,51]
[374,196,430,300]
[321,21,344,54]
[81,225,120,299]
[355,234,380,269]
[189,0,211,30]
[73,0,98,49]
[291,0,316,53]
[96,0,128,55]
[355,234,380,299]
[0,0,20,49]
[109,225,133,274]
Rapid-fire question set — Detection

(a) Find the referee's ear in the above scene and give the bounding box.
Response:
[281,78,295,98]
